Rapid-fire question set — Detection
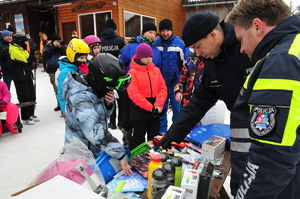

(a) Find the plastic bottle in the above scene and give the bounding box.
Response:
[163,159,175,187]
[151,165,168,199]
[171,154,183,187]
[147,152,162,199]
[160,149,169,162]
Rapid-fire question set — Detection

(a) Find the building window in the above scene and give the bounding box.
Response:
[79,11,112,39]
[124,11,156,39]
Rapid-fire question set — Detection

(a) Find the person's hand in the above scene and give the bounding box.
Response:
[155,106,163,113]
[0,100,7,110]
[120,155,133,176]
[53,40,59,47]
[175,92,183,102]
[105,90,115,106]
[153,135,173,151]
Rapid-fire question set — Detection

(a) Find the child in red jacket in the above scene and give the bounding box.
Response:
[0,79,19,136]
[127,43,167,150]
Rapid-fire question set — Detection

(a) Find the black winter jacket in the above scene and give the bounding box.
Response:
[100,27,126,58]
[166,21,253,143]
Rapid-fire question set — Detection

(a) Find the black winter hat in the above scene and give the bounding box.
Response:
[51,33,61,41]
[7,25,15,32]
[182,12,219,47]
[142,22,157,34]
[105,19,117,30]
[159,19,173,32]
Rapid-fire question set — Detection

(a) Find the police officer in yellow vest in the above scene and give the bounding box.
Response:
[227,0,300,198]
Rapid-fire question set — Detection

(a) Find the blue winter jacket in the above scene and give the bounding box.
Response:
[57,56,80,114]
[118,35,161,72]
[154,35,190,86]
[62,72,125,159]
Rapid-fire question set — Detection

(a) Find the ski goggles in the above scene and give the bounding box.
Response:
[115,74,132,91]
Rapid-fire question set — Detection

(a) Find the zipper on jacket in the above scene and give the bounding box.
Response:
[146,69,153,97]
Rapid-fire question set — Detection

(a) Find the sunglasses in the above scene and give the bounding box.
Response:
[115,74,132,91]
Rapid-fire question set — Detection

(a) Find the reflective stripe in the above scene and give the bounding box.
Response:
[252,78,300,146]
[167,46,186,64]
[288,33,300,59]
[230,142,251,152]
[231,128,250,139]
[156,46,164,52]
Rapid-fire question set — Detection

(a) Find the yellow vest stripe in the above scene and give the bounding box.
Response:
[251,79,300,146]
[288,33,300,58]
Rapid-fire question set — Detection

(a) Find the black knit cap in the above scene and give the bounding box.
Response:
[159,18,173,32]
[7,25,15,32]
[182,12,220,47]
[142,22,157,34]
[51,33,61,41]
[105,19,117,30]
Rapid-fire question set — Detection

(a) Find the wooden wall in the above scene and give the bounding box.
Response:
[118,0,186,37]
[56,0,187,41]
[185,3,235,21]
[57,0,119,40]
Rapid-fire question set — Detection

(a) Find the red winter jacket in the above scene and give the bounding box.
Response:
[127,55,167,112]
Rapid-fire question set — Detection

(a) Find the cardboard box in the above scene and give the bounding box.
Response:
[10,175,105,199]
[161,186,186,199]
[201,135,226,160]
[180,169,199,199]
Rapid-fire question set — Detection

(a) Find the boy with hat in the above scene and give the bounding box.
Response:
[0,30,14,90]
[154,12,253,197]
[127,43,167,150]
[154,18,190,134]
[118,21,161,146]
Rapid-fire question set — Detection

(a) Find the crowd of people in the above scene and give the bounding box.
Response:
[1,0,300,197]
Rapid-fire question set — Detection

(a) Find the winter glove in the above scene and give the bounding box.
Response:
[151,107,164,118]
[0,100,7,111]
[153,135,173,151]
[78,63,89,74]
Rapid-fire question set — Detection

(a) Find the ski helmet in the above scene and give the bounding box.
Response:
[83,35,101,48]
[66,38,90,63]
[12,33,29,50]
[88,53,131,91]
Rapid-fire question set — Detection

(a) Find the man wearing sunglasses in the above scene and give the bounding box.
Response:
[62,53,133,177]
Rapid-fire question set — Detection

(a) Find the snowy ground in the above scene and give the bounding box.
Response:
[0,66,233,199]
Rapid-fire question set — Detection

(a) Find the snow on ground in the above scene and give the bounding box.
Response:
[0,66,232,199]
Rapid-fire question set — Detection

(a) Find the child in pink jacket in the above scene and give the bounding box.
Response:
[127,43,167,150]
[0,79,19,136]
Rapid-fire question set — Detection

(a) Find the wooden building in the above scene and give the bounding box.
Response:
[0,0,237,46]
[56,0,186,43]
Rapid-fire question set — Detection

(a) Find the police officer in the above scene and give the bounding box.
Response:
[154,12,253,196]
[227,0,300,198]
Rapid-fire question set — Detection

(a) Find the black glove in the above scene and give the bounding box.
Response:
[151,107,164,118]
[0,100,7,110]
[153,135,173,151]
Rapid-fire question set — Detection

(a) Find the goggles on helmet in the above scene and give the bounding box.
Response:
[115,74,131,91]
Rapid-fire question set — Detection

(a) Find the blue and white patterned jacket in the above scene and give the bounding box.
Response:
[62,72,125,159]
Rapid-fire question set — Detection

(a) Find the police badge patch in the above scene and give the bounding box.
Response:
[250,106,276,136]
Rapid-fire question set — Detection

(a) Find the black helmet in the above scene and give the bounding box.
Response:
[12,33,29,50]
[88,53,131,91]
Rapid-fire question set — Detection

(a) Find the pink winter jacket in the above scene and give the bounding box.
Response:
[0,81,11,102]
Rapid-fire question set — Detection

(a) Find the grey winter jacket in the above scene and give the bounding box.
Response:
[62,72,125,159]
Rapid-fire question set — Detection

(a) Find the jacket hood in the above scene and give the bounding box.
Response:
[59,58,77,71]
[252,15,300,63]
[62,72,92,101]
[130,54,155,71]
[101,27,118,40]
